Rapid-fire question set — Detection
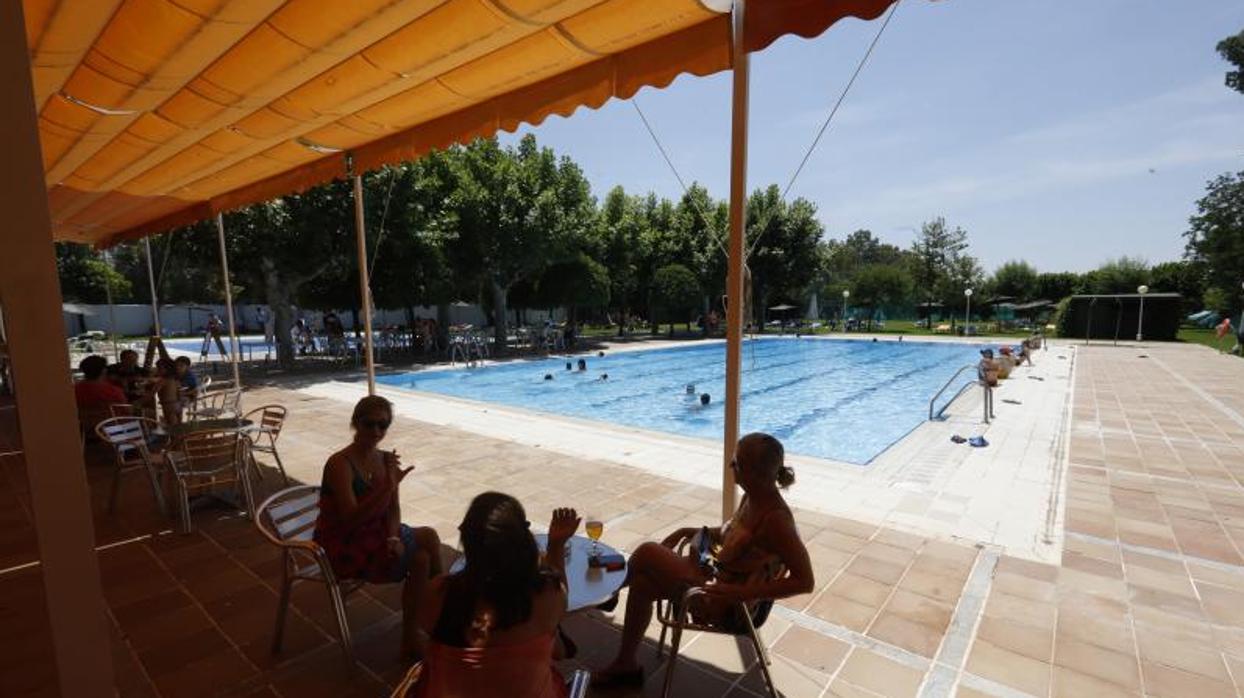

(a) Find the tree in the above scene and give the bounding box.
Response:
[989,260,1039,301]
[56,243,133,304]
[1086,257,1150,294]
[1219,30,1244,95]
[532,253,611,322]
[1185,171,1244,315]
[941,253,984,324]
[745,186,823,330]
[850,265,912,329]
[1149,260,1206,314]
[1036,272,1080,302]
[651,263,701,336]
[910,217,968,315]
[447,136,595,349]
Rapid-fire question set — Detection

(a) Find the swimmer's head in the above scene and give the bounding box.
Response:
[543,373,553,381]
[600,373,609,381]
[597,351,604,357]
[577,359,586,370]
[565,362,572,371]
[700,393,710,406]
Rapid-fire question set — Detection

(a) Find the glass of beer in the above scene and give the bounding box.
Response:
[585,515,604,558]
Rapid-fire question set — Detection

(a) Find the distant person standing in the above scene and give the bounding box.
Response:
[257,305,275,347]
[204,312,230,359]
[977,349,997,421]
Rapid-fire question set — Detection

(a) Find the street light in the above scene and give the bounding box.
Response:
[842,289,850,332]
[964,288,973,336]
[1136,284,1149,341]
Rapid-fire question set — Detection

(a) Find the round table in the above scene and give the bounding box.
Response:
[450,534,627,612]
[162,417,253,441]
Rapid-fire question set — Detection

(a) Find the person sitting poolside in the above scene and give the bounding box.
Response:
[173,356,200,401]
[592,433,814,687]
[1016,339,1033,366]
[408,493,579,698]
[75,355,127,411]
[314,396,442,661]
[153,358,183,426]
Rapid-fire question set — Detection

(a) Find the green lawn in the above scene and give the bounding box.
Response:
[1178,326,1242,355]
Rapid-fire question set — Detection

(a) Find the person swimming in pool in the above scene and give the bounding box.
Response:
[599,373,609,381]
[544,373,553,381]
[577,359,587,371]
[685,384,695,395]
[699,393,710,406]
[565,361,572,371]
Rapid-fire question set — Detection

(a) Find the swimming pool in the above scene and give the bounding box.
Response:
[378,338,983,464]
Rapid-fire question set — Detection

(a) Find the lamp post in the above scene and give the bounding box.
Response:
[842,289,850,332]
[1136,284,1148,342]
[964,288,973,336]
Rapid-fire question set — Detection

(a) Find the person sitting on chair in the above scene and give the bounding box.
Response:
[592,433,814,687]
[314,396,442,662]
[408,493,579,697]
[75,355,127,411]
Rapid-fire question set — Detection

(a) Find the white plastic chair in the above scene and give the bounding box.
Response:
[254,485,362,665]
[95,416,166,515]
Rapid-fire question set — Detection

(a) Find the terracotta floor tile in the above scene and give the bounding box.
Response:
[1052,636,1140,690]
[1141,660,1237,698]
[1195,581,1244,626]
[897,570,965,605]
[1052,665,1141,698]
[867,612,945,658]
[990,570,1056,603]
[829,572,896,608]
[1135,628,1230,682]
[835,649,925,698]
[771,625,851,675]
[1128,585,1205,620]
[975,615,1052,662]
[965,638,1050,696]
[983,591,1055,632]
[807,592,879,633]
[881,590,953,633]
[1062,550,1124,579]
[847,556,907,586]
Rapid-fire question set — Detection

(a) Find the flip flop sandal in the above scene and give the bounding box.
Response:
[950,435,967,444]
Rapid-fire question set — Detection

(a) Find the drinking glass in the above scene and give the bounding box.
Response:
[585,515,604,558]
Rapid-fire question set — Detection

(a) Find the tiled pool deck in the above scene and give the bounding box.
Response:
[3,339,1244,697]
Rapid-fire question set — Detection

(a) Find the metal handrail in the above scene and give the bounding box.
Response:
[928,364,977,420]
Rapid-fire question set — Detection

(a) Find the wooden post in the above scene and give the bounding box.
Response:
[722,0,749,522]
[144,237,162,336]
[0,1,116,693]
[353,175,377,394]
[103,250,119,362]
[215,213,242,387]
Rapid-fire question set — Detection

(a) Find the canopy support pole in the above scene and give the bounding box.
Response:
[353,175,377,395]
[215,214,241,388]
[722,0,749,522]
[104,250,119,362]
[0,1,115,692]
[144,237,162,337]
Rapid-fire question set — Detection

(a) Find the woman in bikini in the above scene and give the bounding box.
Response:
[593,432,814,686]
[407,493,579,697]
[313,395,442,661]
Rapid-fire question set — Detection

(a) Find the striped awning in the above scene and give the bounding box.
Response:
[25,0,896,246]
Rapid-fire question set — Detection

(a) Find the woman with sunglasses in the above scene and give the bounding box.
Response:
[592,433,814,687]
[314,395,442,661]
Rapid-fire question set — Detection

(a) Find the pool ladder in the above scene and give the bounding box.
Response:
[928,364,977,420]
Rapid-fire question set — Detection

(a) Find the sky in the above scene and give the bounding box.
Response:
[499,0,1244,274]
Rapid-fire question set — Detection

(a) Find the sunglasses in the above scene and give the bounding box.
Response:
[358,418,391,431]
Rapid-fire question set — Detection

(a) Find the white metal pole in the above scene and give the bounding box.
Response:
[353,174,377,395]
[215,213,241,388]
[721,0,749,522]
[143,237,162,337]
[1136,296,1144,342]
[103,250,119,362]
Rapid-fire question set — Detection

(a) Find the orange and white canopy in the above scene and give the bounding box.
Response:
[26,0,895,247]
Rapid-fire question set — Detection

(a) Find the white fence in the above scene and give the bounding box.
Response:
[62,303,560,338]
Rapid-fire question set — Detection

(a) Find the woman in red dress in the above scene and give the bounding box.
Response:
[314,395,442,660]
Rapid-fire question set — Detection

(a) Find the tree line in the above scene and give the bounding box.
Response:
[57,26,1244,365]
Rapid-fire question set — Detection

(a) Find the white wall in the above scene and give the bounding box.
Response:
[60,302,561,338]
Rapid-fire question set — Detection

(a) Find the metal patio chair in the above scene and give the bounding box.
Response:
[389,659,591,697]
[165,429,254,533]
[95,416,166,515]
[242,404,290,486]
[255,485,363,665]
[654,540,785,698]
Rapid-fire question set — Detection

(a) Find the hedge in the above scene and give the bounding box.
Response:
[1055,294,1182,341]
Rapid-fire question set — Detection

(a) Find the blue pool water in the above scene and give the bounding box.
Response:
[378,338,983,464]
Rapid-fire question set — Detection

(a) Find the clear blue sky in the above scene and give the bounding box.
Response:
[501,0,1244,274]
